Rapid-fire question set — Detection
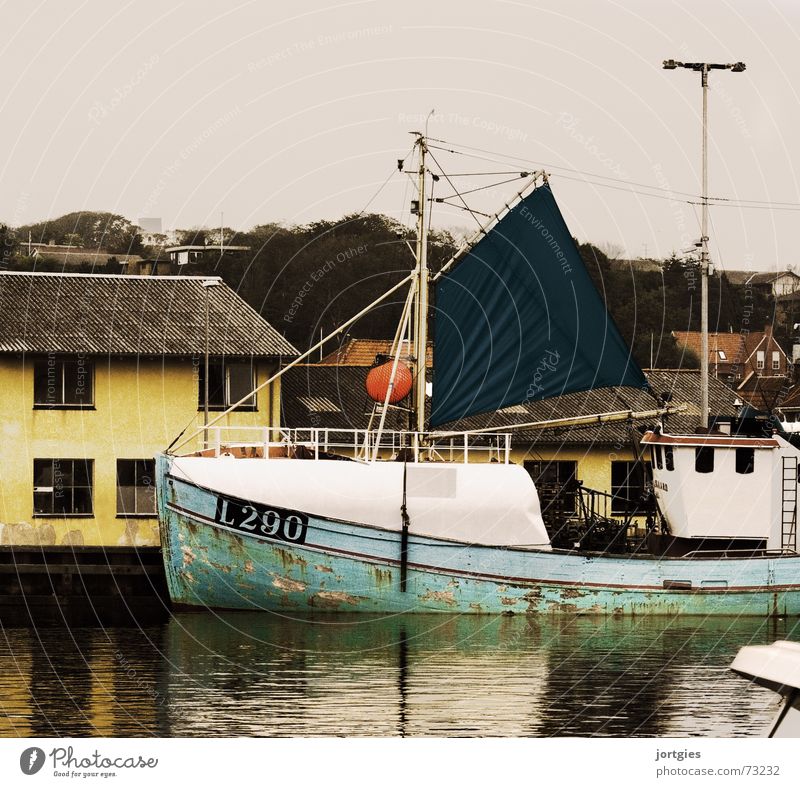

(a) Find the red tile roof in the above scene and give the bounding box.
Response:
[318,338,433,367]
[672,331,746,367]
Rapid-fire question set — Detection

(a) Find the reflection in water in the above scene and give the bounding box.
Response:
[0,614,796,737]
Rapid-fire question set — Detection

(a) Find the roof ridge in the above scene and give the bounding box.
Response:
[0,271,222,281]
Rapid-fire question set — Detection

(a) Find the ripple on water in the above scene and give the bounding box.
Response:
[0,614,793,737]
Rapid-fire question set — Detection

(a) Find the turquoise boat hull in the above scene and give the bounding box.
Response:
[156,454,800,616]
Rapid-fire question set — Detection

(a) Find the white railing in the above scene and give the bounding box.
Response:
[199,426,513,464]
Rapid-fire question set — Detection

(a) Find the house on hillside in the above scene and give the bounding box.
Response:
[24,242,143,269]
[0,272,297,547]
[672,326,790,412]
[281,351,739,529]
[724,270,800,298]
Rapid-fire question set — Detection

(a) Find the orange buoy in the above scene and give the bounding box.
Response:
[365,361,413,404]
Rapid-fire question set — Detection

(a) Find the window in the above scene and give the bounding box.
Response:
[773,351,781,371]
[717,350,727,360]
[664,445,675,472]
[735,447,755,475]
[653,445,663,470]
[33,459,93,515]
[33,358,93,407]
[695,446,714,473]
[116,460,156,515]
[524,460,578,516]
[611,461,653,515]
[757,350,765,370]
[198,361,256,410]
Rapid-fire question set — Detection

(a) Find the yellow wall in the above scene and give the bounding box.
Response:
[510,441,650,523]
[0,356,280,547]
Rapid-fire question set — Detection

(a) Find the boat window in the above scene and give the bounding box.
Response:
[695,446,714,473]
[735,447,755,475]
[664,445,674,471]
[654,445,663,470]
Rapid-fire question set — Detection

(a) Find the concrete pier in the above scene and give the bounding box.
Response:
[0,546,169,625]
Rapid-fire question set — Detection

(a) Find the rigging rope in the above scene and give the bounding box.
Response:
[426,136,800,211]
[426,147,485,230]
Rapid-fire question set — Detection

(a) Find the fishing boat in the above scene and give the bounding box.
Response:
[156,132,800,616]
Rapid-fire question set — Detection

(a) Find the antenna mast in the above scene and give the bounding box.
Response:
[412,131,429,435]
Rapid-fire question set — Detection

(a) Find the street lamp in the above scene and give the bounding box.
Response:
[663,59,746,429]
[202,278,221,448]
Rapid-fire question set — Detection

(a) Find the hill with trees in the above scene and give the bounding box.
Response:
[5,210,777,369]
[15,211,143,255]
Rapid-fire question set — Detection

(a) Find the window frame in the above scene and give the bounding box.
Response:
[772,351,781,371]
[198,359,257,411]
[610,460,653,515]
[523,460,579,516]
[33,458,94,517]
[33,357,95,409]
[116,459,157,517]
[756,350,765,371]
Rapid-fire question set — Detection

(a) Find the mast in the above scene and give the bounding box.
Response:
[663,59,746,429]
[412,133,429,434]
[700,64,710,430]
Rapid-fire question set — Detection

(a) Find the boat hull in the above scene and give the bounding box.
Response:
[156,454,800,616]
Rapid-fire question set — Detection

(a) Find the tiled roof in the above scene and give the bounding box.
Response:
[724,270,800,286]
[442,369,739,444]
[723,270,754,285]
[737,374,792,412]
[319,338,433,367]
[0,272,298,357]
[747,271,800,285]
[777,382,800,411]
[672,330,746,365]
[280,364,740,446]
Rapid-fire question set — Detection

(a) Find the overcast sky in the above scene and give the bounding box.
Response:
[2,0,799,270]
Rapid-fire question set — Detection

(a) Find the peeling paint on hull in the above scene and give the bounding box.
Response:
[157,455,800,616]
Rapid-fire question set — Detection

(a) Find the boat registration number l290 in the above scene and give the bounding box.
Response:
[213,496,309,544]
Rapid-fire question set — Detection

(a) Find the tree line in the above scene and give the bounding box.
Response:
[1,211,777,367]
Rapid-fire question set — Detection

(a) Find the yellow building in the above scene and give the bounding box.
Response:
[0,272,297,547]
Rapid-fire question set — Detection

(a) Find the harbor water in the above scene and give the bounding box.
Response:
[0,613,795,737]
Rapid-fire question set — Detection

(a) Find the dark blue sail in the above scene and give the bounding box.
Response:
[430,183,648,427]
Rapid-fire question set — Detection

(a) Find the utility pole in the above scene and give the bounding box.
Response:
[663,59,746,429]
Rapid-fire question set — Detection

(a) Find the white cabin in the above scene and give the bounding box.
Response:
[642,430,800,552]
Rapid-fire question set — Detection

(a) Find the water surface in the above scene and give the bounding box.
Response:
[0,613,794,737]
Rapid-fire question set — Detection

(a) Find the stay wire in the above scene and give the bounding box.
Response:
[425,147,485,230]
[427,137,800,210]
